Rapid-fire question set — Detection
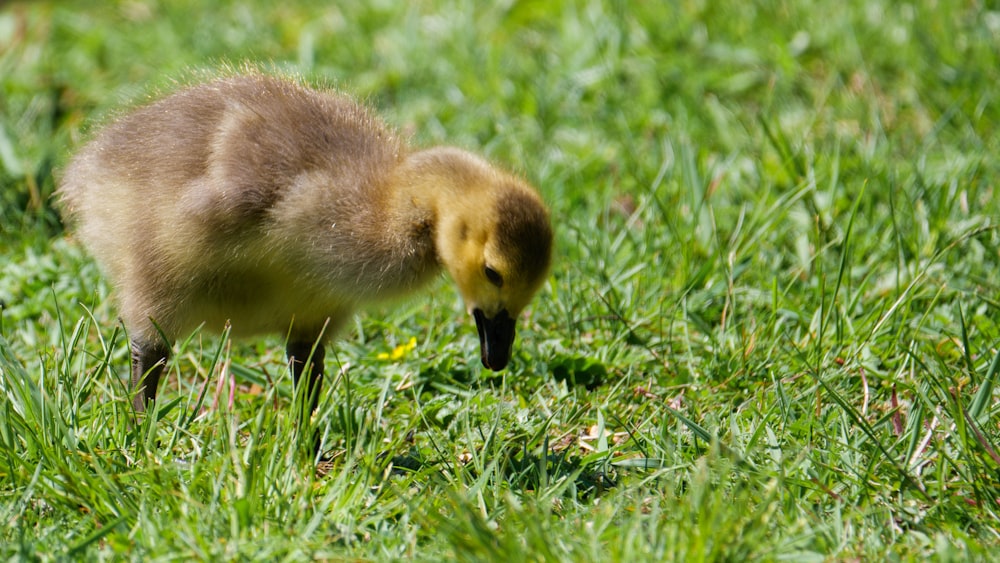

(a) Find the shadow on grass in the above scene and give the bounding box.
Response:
[317,445,619,500]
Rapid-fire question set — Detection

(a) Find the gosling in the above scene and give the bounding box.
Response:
[58,73,553,418]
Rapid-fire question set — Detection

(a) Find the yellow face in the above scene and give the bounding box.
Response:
[439,188,552,370]
[448,231,542,309]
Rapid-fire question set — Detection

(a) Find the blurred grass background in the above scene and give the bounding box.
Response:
[2,0,1000,559]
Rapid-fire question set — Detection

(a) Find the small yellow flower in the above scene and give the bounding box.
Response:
[377,336,417,361]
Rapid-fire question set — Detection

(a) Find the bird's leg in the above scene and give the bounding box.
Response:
[286,339,325,455]
[131,339,171,414]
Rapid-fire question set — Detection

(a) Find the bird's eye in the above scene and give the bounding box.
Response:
[484,266,503,287]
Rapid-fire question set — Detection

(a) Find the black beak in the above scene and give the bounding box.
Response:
[473,308,516,371]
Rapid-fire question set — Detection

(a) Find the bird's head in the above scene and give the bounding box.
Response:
[432,159,552,370]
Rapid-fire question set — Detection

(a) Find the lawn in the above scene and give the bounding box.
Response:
[2,0,999,560]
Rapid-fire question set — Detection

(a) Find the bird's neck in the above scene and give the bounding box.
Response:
[389,146,499,243]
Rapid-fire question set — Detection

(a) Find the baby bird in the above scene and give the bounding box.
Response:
[58,73,552,417]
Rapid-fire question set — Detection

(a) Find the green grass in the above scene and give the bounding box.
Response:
[3,0,1000,559]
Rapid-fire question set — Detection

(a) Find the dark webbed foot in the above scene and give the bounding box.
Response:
[131,339,171,413]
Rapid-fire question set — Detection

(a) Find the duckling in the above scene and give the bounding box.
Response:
[58,73,552,418]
